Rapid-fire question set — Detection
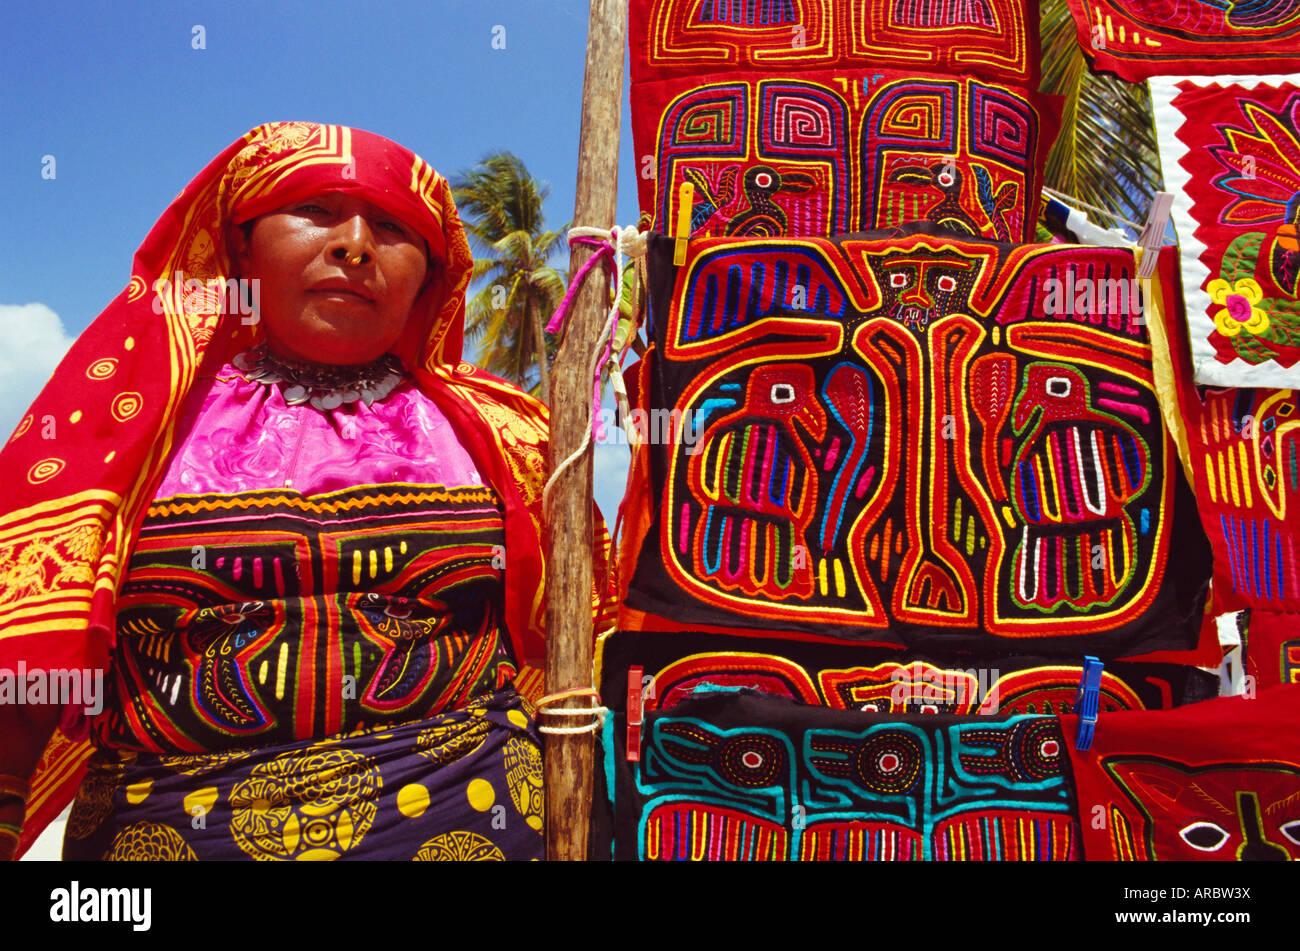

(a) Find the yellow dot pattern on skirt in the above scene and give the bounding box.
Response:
[397,783,430,818]
[467,778,495,812]
[125,778,153,805]
[507,709,529,730]
[183,786,219,817]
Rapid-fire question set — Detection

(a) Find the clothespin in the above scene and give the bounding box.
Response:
[627,666,644,762]
[1072,656,1105,751]
[1136,192,1174,279]
[673,181,694,266]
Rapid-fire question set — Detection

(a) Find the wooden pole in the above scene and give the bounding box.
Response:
[544,0,626,861]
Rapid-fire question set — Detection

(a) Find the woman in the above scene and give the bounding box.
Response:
[0,122,598,860]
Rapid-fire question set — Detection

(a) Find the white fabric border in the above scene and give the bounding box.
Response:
[1150,74,1300,390]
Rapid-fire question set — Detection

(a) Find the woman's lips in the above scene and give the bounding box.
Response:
[309,287,375,305]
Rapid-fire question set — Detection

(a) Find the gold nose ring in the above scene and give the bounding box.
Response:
[345,253,364,266]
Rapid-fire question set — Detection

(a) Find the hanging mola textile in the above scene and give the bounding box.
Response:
[628,0,1057,242]
[594,680,1300,862]
[618,230,1212,659]
[1063,0,1300,81]
[1150,243,1300,615]
[1244,610,1300,688]
[596,630,1220,720]
[1061,686,1300,860]
[631,0,1041,86]
[1151,77,1300,388]
[598,686,1081,861]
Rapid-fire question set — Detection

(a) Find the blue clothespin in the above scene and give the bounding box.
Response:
[1072,656,1104,751]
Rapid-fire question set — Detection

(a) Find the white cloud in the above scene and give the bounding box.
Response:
[0,303,74,439]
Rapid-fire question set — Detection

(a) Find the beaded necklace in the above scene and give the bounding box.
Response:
[232,345,406,410]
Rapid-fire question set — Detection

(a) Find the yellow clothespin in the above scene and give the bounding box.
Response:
[1136,192,1174,280]
[673,181,694,266]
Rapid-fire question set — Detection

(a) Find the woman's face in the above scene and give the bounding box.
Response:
[232,194,430,365]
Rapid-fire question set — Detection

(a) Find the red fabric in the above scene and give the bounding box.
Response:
[621,233,1210,658]
[1156,243,1300,613]
[1173,81,1300,379]
[1062,686,1300,860]
[630,0,1041,86]
[1064,0,1300,81]
[1247,610,1300,687]
[1111,607,1223,669]
[631,68,1059,242]
[0,122,552,855]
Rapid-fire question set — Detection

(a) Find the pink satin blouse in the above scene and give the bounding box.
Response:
[157,361,484,496]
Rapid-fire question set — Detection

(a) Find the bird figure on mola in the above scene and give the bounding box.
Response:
[1009,363,1151,611]
[687,363,828,600]
[887,160,1018,242]
[682,164,816,237]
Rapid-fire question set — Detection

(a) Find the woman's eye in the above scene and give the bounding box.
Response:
[297,203,329,214]
[379,221,407,235]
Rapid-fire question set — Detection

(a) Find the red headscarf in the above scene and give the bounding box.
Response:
[0,122,556,854]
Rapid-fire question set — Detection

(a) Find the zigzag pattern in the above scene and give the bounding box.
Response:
[148,486,498,518]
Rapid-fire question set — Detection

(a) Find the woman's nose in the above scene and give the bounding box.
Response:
[328,215,376,266]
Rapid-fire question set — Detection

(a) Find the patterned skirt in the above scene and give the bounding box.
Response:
[62,689,544,861]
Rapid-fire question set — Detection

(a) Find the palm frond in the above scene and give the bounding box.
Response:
[529,266,567,301]
[470,257,503,282]
[492,230,536,263]
[532,227,566,262]
[451,152,568,400]
[1040,0,1162,226]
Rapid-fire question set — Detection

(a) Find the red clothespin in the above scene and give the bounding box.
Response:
[1136,192,1174,280]
[627,666,644,762]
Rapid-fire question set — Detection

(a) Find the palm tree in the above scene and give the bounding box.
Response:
[1039,0,1163,231]
[452,153,566,403]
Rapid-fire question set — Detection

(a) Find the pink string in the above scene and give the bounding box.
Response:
[547,232,620,442]
[545,235,614,334]
[591,270,626,443]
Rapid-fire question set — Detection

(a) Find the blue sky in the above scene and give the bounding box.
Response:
[1,0,639,521]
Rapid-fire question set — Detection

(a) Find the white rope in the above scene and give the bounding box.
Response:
[536,704,609,735]
[541,308,615,510]
[537,719,606,735]
[542,224,646,511]
[567,224,647,260]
